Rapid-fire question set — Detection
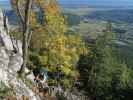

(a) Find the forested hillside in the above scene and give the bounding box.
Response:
[64,8,133,67]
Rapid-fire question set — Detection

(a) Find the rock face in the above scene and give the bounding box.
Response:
[0,9,14,51]
[0,9,40,100]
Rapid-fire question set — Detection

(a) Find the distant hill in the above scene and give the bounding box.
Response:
[85,9,133,23]
[58,0,133,8]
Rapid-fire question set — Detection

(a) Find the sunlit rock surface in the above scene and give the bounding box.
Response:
[0,9,40,100]
[0,9,14,51]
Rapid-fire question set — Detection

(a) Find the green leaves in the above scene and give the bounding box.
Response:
[77,32,133,100]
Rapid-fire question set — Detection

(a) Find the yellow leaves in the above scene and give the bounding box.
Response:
[38,55,48,65]
[44,0,59,15]
[30,12,38,28]
[31,26,52,49]
[34,0,45,7]
[70,70,80,79]
[61,66,71,76]
[65,35,87,55]
[45,15,66,34]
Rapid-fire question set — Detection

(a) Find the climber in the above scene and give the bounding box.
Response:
[33,67,49,93]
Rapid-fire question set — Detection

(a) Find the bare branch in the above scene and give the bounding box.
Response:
[25,0,32,28]
[16,0,25,25]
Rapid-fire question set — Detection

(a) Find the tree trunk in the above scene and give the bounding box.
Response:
[18,0,32,76]
[18,30,29,76]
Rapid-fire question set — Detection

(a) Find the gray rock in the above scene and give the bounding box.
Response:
[26,72,35,83]
[0,9,40,100]
[0,9,14,51]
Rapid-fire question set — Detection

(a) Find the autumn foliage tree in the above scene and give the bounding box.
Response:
[10,0,86,85]
[30,1,86,83]
[10,0,61,76]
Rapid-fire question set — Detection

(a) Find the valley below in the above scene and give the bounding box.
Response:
[5,7,133,66]
[63,7,133,67]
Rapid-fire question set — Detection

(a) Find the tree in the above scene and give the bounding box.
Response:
[29,1,86,86]
[77,31,133,100]
[11,0,86,89]
[11,0,33,76]
[10,0,60,76]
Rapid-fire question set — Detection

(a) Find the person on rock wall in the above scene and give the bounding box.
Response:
[33,67,49,94]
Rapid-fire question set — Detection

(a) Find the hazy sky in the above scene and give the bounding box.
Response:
[0,0,133,3]
[59,0,133,4]
[0,0,133,2]
[58,0,133,7]
[1,0,133,7]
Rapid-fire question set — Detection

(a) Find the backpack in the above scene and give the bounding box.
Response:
[33,67,48,80]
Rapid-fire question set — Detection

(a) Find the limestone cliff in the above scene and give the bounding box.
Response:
[0,9,40,100]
